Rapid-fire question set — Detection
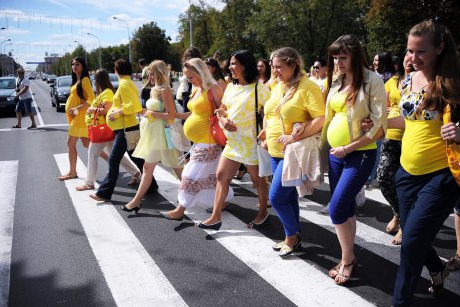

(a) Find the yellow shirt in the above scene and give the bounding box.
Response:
[183,89,216,144]
[85,89,114,126]
[65,76,95,137]
[327,92,376,150]
[401,119,447,175]
[106,76,142,131]
[384,76,404,140]
[265,74,325,158]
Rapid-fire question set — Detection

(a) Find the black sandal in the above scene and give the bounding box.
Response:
[428,261,449,296]
[12,125,21,128]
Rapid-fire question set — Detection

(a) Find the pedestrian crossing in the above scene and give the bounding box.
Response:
[1,156,459,307]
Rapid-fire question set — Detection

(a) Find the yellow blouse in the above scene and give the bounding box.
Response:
[265,74,325,158]
[384,76,404,140]
[65,76,95,137]
[85,89,114,126]
[183,89,215,144]
[106,76,142,131]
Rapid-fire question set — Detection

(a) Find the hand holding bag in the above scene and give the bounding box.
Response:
[208,89,227,146]
[254,82,273,177]
[88,108,115,143]
[443,104,460,187]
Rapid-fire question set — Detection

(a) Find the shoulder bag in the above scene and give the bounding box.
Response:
[208,89,227,146]
[255,82,273,177]
[443,104,460,187]
[88,108,115,143]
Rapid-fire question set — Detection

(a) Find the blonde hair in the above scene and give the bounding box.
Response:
[183,58,216,90]
[148,60,170,88]
[272,47,305,114]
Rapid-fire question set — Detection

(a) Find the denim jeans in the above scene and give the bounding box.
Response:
[96,130,128,200]
[269,157,300,237]
[328,149,376,225]
[393,167,459,307]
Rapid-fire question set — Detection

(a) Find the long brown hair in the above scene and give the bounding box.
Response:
[94,69,115,95]
[326,35,368,106]
[409,20,460,111]
[272,47,304,114]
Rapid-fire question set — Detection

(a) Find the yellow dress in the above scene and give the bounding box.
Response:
[65,77,95,137]
[132,96,181,167]
[183,89,216,144]
[222,82,270,165]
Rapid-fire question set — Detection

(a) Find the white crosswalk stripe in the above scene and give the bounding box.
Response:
[0,161,19,307]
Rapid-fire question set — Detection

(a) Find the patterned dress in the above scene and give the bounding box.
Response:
[222,82,270,165]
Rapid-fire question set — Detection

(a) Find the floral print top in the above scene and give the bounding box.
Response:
[400,73,441,121]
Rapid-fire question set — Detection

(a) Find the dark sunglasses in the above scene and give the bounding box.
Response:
[313,66,320,69]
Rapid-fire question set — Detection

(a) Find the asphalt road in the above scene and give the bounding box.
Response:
[0,79,458,307]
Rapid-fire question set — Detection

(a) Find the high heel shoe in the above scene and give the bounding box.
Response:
[120,203,142,214]
[248,214,270,229]
[428,261,449,296]
[195,221,222,231]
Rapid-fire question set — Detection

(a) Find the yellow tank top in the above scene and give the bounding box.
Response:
[385,76,404,140]
[401,119,447,175]
[183,89,216,144]
[327,92,376,150]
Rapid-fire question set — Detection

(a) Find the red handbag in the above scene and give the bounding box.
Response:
[88,108,115,143]
[207,89,227,146]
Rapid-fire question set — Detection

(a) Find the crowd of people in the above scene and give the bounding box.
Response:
[55,19,460,307]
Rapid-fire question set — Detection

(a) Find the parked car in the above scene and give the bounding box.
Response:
[42,74,48,81]
[0,77,17,114]
[51,75,71,112]
[47,74,57,84]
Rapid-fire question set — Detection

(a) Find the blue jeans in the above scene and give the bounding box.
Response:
[96,130,128,200]
[393,167,459,307]
[328,149,376,225]
[269,157,300,237]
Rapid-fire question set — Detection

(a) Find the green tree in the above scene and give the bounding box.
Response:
[131,22,171,66]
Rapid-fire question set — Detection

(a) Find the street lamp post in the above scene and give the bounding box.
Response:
[74,40,87,64]
[9,49,14,76]
[113,17,132,64]
[87,32,101,69]
[0,39,11,76]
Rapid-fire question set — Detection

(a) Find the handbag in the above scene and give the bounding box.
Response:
[141,87,151,101]
[443,104,460,187]
[208,89,227,146]
[254,82,273,177]
[123,113,141,151]
[88,108,115,143]
[162,98,191,152]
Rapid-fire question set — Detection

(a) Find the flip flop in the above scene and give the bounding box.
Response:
[76,184,95,191]
[58,174,78,181]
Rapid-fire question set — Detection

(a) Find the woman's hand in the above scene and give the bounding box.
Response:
[258,129,266,141]
[87,106,97,114]
[221,117,237,131]
[69,108,78,117]
[108,109,122,121]
[330,146,348,159]
[215,108,226,118]
[362,118,374,132]
[277,134,295,146]
[261,140,268,150]
[144,110,154,118]
[441,122,460,144]
[291,123,305,139]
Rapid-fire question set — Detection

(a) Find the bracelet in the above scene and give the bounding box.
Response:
[342,145,348,154]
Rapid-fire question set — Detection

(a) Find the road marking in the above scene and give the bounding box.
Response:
[0,123,69,132]
[0,161,19,307]
[152,165,374,306]
[54,154,187,307]
[237,174,460,294]
[31,94,44,127]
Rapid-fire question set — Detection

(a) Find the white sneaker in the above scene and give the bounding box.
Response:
[320,203,330,214]
[356,186,366,207]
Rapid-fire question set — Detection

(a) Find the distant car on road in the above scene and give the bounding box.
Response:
[0,77,17,114]
[51,75,71,112]
[47,74,57,84]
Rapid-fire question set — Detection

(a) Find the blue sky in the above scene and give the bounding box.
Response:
[0,0,222,70]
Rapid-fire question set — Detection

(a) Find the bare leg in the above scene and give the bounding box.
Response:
[334,217,357,283]
[28,113,36,126]
[455,214,460,256]
[66,136,79,177]
[246,165,268,223]
[125,162,157,209]
[15,112,22,127]
[202,157,240,225]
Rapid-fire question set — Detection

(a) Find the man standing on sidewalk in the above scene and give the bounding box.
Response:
[12,68,37,129]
